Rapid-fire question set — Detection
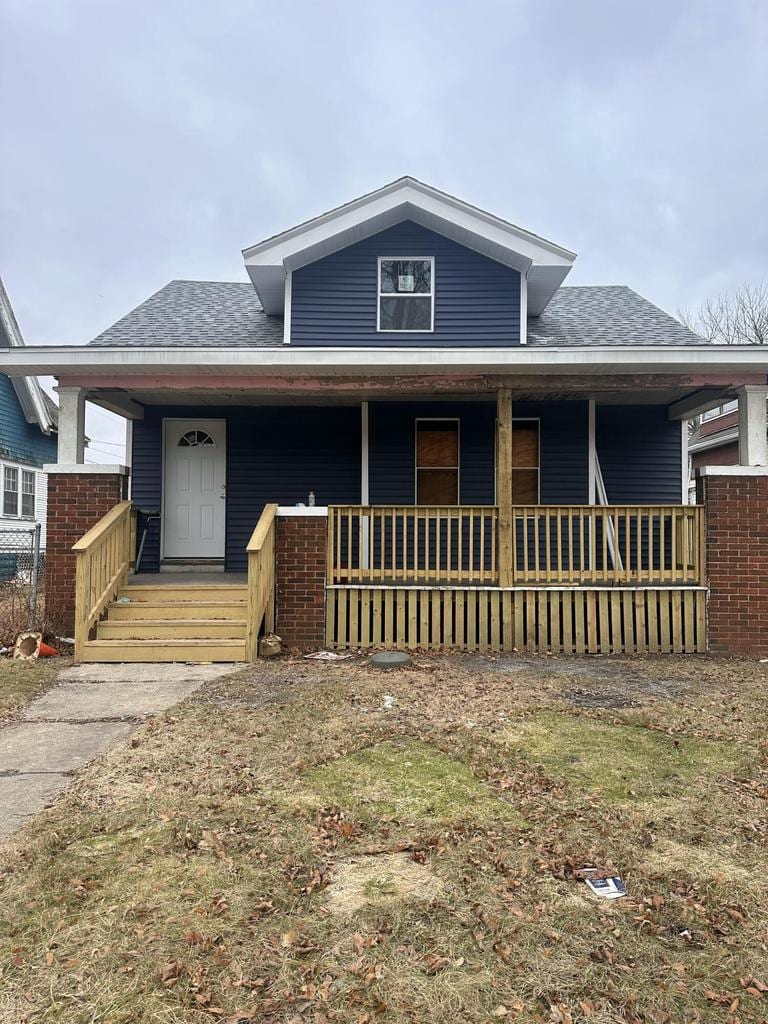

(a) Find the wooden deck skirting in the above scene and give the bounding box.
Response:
[326,585,707,655]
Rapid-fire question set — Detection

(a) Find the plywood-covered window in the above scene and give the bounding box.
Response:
[512,420,540,504]
[416,419,459,504]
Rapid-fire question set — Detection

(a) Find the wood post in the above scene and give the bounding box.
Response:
[496,388,514,586]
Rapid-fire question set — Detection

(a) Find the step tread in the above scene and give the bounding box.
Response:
[85,638,245,647]
[104,618,248,625]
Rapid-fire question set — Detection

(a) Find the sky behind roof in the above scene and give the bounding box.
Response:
[2,0,767,455]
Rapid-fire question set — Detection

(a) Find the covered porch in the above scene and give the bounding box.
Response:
[19,354,768,661]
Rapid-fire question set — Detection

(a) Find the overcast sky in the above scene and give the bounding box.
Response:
[2,0,767,456]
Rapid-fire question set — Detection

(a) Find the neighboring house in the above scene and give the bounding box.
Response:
[0,278,58,547]
[2,177,767,662]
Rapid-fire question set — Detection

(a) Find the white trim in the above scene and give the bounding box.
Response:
[282,269,292,345]
[697,465,768,477]
[587,400,596,504]
[415,417,460,504]
[243,177,576,263]
[242,178,574,316]
[681,420,688,504]
[376,257,435,333]
[0,278,57,435]
[519,272,528,345]
[4,343,766,377]
[277,506,329,516]
[43,463,128,475]
[360,402,369,504]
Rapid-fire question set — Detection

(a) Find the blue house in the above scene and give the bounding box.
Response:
[2,178,766,662]
[0,278,58,550]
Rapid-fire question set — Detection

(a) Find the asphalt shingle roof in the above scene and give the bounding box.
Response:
[88,280,704,349]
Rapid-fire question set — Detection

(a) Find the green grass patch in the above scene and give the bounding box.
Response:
[505,711,747,802]
[303,739,523,825]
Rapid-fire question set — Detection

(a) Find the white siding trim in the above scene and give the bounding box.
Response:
[282,269,292,345]
[681,420,689,504]
[587,400,596,504]
[519,273,528,345]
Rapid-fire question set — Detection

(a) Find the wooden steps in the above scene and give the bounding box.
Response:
[82,582,248,663]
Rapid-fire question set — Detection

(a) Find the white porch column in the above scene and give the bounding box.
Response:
[56,385,87,464]
[737,385,768,466]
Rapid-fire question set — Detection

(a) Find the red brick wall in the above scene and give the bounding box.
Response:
[275,514,327,649]
[699,472,768,657]
[691,443,739,471]
[46,472,128,636]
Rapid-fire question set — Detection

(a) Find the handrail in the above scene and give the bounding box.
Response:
[327,504,704,588]
[246,503,278,661]
[73,500,132,662]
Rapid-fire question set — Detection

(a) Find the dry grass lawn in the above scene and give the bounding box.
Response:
[0,653,766,1023]
[0,654,68,721]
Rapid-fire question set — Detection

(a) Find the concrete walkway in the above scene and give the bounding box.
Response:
[0,662,236,842]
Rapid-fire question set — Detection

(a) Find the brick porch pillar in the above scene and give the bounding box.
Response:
[45,468,129,637]
[275,510,328,650]
[698,467,768,657]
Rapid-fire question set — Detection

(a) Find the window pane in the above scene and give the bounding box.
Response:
[417,469,458,504]
[21,471,35,518]
[380,296,432,331]
[3,467,18,516]
[380,259,431,294]
[512,469,539,504]
[416,422,459,467]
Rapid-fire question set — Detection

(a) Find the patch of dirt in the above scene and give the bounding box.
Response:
[565,688,639,709]
[325,852,445,915]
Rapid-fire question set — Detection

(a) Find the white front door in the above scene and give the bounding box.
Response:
[163,419,226,559]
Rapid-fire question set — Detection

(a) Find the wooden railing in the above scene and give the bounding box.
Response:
[512,505,704,585]
[328,505,498,584]
[245,503,278,661]
[328,504,704,588]
[73,500,132,662]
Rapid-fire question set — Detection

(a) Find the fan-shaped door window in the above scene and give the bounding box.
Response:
[178,429,215,448]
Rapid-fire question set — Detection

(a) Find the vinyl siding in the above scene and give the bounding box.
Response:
[291,220,522,347]
[131,406,361,572]
[368,400,589,505]
[0,373,57,468]
[596,405,683,503]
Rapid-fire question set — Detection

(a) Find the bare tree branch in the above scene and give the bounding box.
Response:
[677,282,768,344]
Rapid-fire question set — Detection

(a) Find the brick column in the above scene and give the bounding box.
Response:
[45,470,129,636]
[275,512,328,649]
[698,468,768,657]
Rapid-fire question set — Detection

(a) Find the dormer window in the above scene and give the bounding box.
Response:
[377,257,434,332]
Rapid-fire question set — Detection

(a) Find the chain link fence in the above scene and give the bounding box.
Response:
[0,525,45,646]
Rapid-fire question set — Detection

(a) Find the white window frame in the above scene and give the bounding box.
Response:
[0,461,38,521]
[701,400,738,422]
[414,417,460,505]
[377,256,435,333]
[21,470,36,519]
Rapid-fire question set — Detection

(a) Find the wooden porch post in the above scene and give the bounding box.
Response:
[497,388,514,586]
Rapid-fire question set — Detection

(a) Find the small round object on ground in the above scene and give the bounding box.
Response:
[369,652,412,670]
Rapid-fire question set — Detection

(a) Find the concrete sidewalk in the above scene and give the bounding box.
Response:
[0,662,236,841]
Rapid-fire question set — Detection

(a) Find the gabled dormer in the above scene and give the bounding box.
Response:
[242,177,576,346]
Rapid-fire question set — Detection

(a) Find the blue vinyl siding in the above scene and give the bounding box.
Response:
[291,220,522,347]
[131,406,361,573]
[596,405,683,503]
[0,373,57,467]
[369,400,589,505]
